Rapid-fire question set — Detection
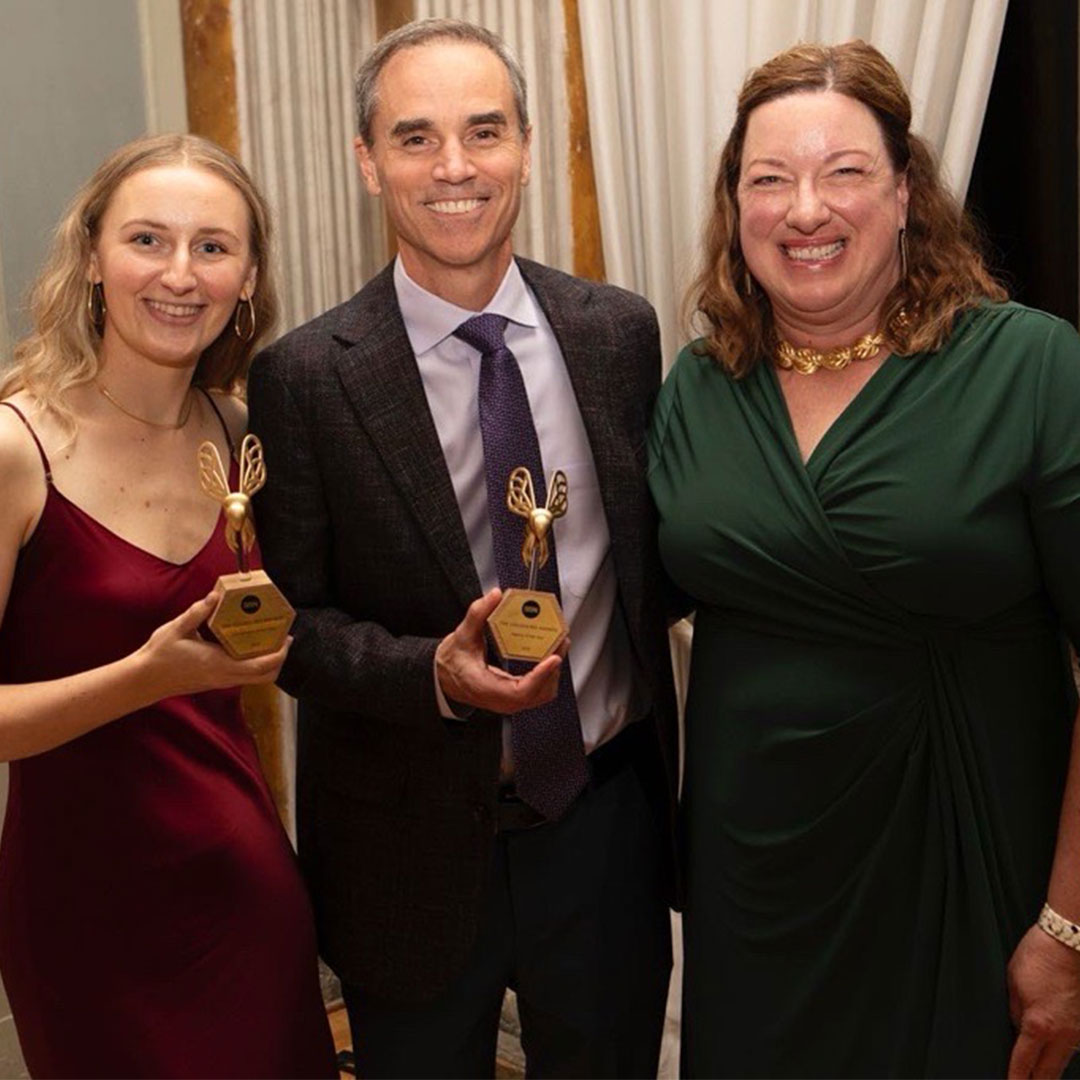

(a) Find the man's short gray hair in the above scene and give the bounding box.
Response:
[354,18,529,146]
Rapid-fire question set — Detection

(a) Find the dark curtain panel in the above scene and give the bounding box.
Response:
[966,0,1078,324]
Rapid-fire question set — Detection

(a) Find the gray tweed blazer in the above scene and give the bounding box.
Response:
[247,257,678,1004]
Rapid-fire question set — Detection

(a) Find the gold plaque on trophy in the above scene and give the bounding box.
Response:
[197,434,295,660]
[487,466,569,662]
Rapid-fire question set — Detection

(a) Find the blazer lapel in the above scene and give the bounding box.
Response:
[519,260,646,643]
[331,268,482,609]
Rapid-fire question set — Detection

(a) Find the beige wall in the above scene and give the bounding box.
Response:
[0,236,10,367]
[0,0,186,348]
[0,1,145,343]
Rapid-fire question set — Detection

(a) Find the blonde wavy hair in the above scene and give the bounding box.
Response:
[689,40,1006,377]
[1,133,278,422]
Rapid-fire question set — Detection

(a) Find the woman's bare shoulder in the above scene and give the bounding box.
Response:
[0,394,50,546]
[0,393,46,473]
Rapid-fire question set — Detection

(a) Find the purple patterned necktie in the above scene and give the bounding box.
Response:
[453,313,587,821]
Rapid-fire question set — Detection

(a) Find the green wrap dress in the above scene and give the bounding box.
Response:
[648,303,1080,1078]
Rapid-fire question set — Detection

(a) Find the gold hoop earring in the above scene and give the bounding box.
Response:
[744,269,754,298]
[234,295,256,342]
[899,228,909,281]
[87,281,106,332]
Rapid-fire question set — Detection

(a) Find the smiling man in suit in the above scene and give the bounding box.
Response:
[248,18,678,1079]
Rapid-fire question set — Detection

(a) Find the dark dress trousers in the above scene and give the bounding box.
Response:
[247,258,679,1016]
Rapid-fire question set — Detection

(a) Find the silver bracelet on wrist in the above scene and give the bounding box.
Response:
[1037,903,1080,952]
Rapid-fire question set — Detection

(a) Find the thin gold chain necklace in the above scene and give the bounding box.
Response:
[775,329,885,375]
[97,381,195,430]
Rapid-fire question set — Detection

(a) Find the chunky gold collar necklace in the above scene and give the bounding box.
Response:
[775,329,884,375]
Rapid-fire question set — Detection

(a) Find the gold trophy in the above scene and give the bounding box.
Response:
[197,434,295,659]
[487,466,569,662]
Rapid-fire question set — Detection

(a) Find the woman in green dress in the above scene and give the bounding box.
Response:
[649,41,1080,1079]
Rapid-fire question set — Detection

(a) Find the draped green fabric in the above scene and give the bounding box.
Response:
[649,304,1080,1078]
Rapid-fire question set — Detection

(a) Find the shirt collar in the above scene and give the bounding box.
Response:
[393,256,540,357]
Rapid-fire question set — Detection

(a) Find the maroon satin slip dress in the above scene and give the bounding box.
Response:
[0,401,336,1079]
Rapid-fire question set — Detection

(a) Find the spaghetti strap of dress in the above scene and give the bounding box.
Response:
[0,401,52,484]
[196,388,236,458]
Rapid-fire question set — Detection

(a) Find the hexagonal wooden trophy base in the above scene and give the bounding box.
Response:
[487,588,568,662]
[207,570,295,660]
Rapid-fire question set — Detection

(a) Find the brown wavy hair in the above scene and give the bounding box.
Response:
[688,40,1006,377]
[1,133,278,423]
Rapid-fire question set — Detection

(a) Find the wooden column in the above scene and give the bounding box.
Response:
[179,0,289,826]
[180,0,240,155]
[563,0,605,282]
[375,0,415,38]
[373,0,415,257]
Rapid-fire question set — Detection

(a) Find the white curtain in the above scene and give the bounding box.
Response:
[414,0,575,272]
[232,0,385,335]
[230,0,391,840]
[578,0,1010,365]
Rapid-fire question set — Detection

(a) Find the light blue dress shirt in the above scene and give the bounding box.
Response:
[394,257,632,757]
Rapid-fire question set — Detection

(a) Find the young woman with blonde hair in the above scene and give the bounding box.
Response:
[0,134,335,1078]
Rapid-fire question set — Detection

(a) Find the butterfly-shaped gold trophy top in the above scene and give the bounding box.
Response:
[197,434,267,573]
[506,466,568,589]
